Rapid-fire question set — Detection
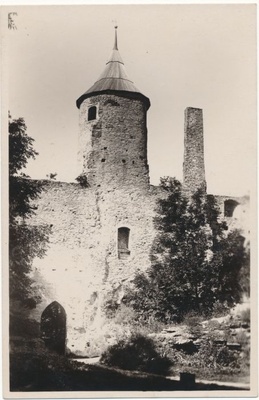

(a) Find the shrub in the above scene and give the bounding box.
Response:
[100,333,172,376]
[112,304,136,326]
[211,300,230,318]
[10,314,40,338]
[183,311,203,335]
[9,340,83,391]
[75,173,89,187]
[206,319,221,330]
[236,330,249,347]
[240,308,250,324]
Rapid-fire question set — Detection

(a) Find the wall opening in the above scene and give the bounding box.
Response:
[224,199,239,217]
[40,301,66,355]
[118,227,130,260]
[88,106,97,121]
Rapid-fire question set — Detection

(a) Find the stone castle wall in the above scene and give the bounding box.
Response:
[29,180,161,355]
[183,107,206,194]
[214,194,250,240]
[28,181,249,356]
[26,100,249,357]
[28,91,154,356]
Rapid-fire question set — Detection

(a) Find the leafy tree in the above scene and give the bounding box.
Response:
[124,177,247,322]
[9,113,50,314]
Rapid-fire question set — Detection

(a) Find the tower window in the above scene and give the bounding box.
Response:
[88,106,97,121]
[118,227,130,260]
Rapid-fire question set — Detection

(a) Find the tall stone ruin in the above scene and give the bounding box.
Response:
[183,107,207,195]
[25,29,248,358]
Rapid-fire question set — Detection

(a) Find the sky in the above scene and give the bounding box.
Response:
[4,4,256,196]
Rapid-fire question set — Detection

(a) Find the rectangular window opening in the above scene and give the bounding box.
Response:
[118,227,130,260]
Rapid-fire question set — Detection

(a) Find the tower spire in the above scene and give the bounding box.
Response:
[76,26,150,110]
[113,25,118,50]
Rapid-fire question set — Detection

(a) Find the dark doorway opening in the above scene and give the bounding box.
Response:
[224,199,239,217]
[41,301,66,355]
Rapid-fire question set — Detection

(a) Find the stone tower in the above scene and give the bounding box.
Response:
[76,27,150,190]
[183,107,207,195]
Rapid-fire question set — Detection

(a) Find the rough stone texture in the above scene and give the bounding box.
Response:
[29,178,162,356]
[183,107,207,195]
[28,91,156,356]
[78,94,149,189]
[214,194,250,240]
[26,98,249,357]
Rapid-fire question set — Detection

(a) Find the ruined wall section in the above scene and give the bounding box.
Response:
[214,194,250,240]
[96,184,161,285]
[78,94,149,189]
[28,181,106,354]
[28,180,161,356]
[183,107,207,195]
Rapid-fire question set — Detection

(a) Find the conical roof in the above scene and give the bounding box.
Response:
[76,28,150,109]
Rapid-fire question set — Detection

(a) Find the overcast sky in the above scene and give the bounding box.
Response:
[5,4,256,196]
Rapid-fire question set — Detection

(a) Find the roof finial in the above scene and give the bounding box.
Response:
[113,24,118,50]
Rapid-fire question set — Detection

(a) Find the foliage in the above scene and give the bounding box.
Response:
[76,173,89,187]
[9,307,41,338]
[239,242,250,297]
[124,177,248,322]
[163,339,248,382]
[197,342,241,370]
[9,113,50,311]
[9,223,51,306]
[104,302,166,336]
[240,308,250,324]
[100,333,172,376]
[9,114,42,222]
[10,342,84,391]
[10,343,182,391]
[9,114,38,176]
[182,311,203,336]
[211,300,230,318]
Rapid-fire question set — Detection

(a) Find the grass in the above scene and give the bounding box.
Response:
[10,350,246,392]
[10,301,251,391]
[100,332,172,375]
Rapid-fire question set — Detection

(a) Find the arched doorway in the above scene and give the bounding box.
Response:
[224,199,239,217]
[41,301,66,355]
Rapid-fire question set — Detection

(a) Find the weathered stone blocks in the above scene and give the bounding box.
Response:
[183,107,207,195]
[78,94,149,190]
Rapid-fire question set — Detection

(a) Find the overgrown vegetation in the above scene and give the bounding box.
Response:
[100,333,172,376]
[75,173,89,187]
[100,177,251,383]
[9,113,50,336]
[167,341,250,382]
[123,177,249,323]
[9,117,250,389]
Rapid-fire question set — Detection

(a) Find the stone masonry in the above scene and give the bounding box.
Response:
[27,32,249,357]
[78,94,149,189]
[183,107,207,195]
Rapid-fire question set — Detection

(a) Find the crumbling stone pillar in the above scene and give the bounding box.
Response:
[183,107,207,196]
